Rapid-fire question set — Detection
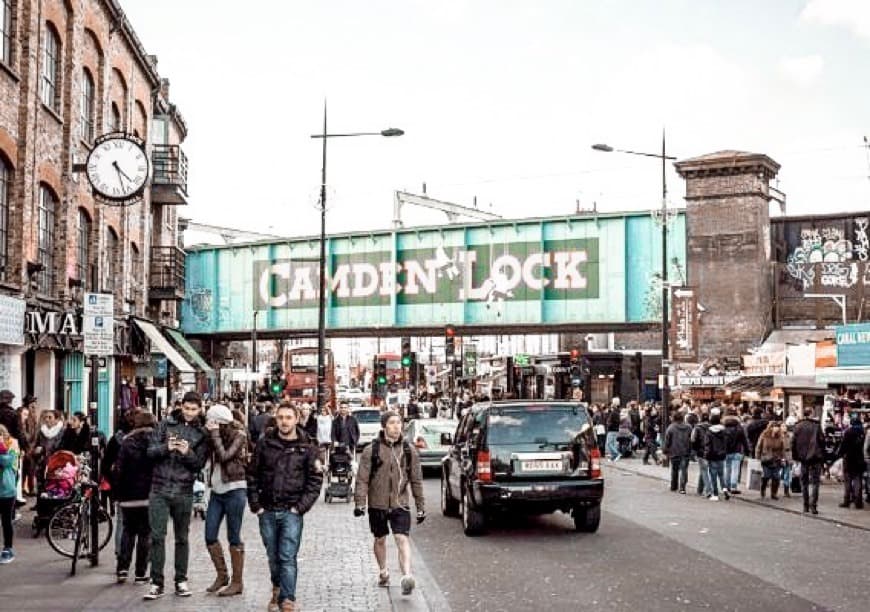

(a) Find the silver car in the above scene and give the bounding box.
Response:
[405,418,457,469]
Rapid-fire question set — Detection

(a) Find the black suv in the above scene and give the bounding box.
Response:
[440,400,603,536]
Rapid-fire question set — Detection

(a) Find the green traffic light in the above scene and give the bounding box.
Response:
[377,376,387,384]
[401,356,411,367]
[271,383,282,394]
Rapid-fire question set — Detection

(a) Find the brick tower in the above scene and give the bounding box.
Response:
[674,151,781,360]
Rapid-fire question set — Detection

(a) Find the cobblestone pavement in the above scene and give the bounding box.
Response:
[1,486,442,611]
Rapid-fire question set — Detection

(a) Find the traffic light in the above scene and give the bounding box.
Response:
[401,336,412,367]
[376,359,387,385]
[452,360,462,379]
[570,348,580,363]
[445,325,456,360]
[270,361,285,396]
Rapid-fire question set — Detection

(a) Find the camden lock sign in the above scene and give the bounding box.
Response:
[254,239,598,309]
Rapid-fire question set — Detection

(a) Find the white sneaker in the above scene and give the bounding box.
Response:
[401,575,416,596]
[709,495,719,501]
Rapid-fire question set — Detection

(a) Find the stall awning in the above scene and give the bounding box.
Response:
[165,328,214,376]
[773,375,828,391]
[724,375,775,394]
[815,368,870,385]
[132,319,195,374]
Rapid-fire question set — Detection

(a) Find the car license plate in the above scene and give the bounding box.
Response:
[521,460,562,472]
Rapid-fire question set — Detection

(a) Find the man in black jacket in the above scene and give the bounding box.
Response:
[704,409,729,501]
[791,407,825,514]
[331,402,360,453]
[745,407,769,458]
[663,411,692,493]
[144,393,207,600]
[248,403,322,612]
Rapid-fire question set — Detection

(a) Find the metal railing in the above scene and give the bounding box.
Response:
[151,145,188,196]
[149,246,185,299]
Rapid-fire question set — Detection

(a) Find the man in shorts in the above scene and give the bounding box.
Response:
[353,410,425,595]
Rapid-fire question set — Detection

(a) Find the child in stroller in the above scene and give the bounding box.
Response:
[31,450,79,537]
[324,443,354,503]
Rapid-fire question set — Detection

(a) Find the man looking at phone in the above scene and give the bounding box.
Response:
[144,392,207,600]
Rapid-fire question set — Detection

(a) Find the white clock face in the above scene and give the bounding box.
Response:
[86,137,149,200]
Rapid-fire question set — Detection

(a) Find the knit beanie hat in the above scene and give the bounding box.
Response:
[206,404,233,425]
[381,410,400,429]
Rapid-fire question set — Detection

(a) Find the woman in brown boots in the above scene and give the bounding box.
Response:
[204,404,249,596]
[756,420,787,500]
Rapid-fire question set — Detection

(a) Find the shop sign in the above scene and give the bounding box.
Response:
[514,353,530,366]
[0,295,25,346]
[835,323,870,367]
[83,293,114,356]
[676,374,740,387]
[670,287,698,362]
[742,351,786,374]
[25,310,80,336]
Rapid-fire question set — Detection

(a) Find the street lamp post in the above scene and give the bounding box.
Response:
[592,133,677,430]
[310,102,403,414]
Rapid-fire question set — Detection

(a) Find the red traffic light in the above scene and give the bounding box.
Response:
[445,325,456,338]
[570,349,580,360]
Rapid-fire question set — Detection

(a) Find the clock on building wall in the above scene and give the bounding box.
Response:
[85,132,150,205]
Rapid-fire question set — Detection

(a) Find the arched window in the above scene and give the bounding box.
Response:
[80,69,95,142]
[110,102,121,132]
[1,0,13,65]
[104,227,118,292]
[0,155,9,282]
[77,209,91,289]
[37,184,57,294]
[129,242,140,307]
[41,22,61,111]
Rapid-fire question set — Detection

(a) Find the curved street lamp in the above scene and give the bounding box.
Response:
[309,102,404,414]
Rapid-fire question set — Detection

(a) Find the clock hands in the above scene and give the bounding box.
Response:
[112,160,134,190]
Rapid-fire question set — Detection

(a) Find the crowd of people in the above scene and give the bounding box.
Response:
[0,389,426,612]
[590,397,870,513]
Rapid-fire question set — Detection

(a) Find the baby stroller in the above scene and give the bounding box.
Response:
[192,472,207,520]
[616,428,636,458]
[324,444,354,503]
[31,450,79,537]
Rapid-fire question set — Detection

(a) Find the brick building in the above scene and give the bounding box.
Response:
[0,0,190,429]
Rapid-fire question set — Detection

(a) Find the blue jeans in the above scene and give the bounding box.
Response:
[708,460,726,496]
[259,510,303,604]
[724,453,743,491]
[605,432,619,460]
[205,488,247,546]
[781,462,793,490]
[697,457,711,496]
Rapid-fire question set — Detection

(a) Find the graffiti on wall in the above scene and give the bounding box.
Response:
[783,218,870,290]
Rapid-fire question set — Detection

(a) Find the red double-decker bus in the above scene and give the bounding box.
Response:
[284,347,336,410]
[371,352,402,403]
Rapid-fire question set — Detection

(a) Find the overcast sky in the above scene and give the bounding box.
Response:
[123,0,870,240]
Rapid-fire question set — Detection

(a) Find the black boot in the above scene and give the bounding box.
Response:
[770,479,780,500]
[760,477,768,499]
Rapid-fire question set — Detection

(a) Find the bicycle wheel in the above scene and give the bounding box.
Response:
[46,503,81,559]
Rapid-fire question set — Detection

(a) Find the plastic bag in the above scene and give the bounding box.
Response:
[829,458,843,482]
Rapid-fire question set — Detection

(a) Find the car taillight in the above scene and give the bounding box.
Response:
[590,447,601,478]
[477,449,492,482]
[415,437,427,449]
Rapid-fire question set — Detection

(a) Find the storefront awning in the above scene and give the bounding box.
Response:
[132,319,195,374]
[815,368,870,385]
[773,375,828,391]
[165,329,215,377]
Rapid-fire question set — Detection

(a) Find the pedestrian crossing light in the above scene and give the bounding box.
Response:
[376,358,388,385]
[401,336,412,367]
[270,380,283,394]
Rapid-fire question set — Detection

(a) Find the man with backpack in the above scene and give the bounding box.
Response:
[353,410,425,597]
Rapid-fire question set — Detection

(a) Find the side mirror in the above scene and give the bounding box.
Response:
[440,432,453,446]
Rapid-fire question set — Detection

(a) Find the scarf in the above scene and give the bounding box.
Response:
[41,421,64,439]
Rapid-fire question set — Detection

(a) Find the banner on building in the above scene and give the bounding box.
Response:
[670,287,698,362]
[742,351,786,374]
[0,295,25,346]
[815,340,837,368]
[835,323,870,367]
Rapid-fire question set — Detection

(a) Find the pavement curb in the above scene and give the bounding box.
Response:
[608,463,870,533]
[383,533,451,612]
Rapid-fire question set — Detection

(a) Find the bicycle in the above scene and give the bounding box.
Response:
[45,463,113,575]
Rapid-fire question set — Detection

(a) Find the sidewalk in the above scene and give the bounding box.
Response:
[1,490,443,611]
[608,456,870,532]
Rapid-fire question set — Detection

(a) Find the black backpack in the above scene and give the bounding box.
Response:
[368,438,413,484]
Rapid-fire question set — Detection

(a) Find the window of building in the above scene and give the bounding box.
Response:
[80,69,95,142]
[110,102,121,132]
[1,0,13,65]
[37,185,56,294]
[77,209,91,289]
[129,243,140,307]
[0,156,9,282]
[104,227,118,292]
[40,23,60,111]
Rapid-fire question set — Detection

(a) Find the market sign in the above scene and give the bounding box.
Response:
[182,212,686,334]
[835,323,870,367]
[676,374,740,387]
[742,351,786,374]
[670,287,698,362]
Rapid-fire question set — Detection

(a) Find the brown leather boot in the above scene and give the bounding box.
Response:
[218,544,244,596]
[268,586,280,612]
[205,542,229,593]
[280,599,296,611]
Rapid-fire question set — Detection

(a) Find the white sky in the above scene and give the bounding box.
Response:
[122,0,870,240]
